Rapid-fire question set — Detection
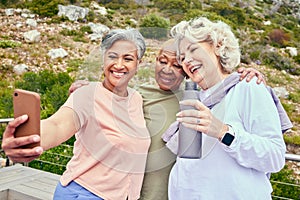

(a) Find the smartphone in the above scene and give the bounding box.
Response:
[13,89,41,148]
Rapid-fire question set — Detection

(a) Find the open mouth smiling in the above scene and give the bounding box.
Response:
[160,77,174,83]
[190,65,202,73]
[111,70,129,77]
[159,74,175,84]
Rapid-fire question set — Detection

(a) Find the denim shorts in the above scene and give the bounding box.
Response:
[53,180,104,200]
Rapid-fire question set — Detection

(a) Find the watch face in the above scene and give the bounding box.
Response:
[222,133,235,146]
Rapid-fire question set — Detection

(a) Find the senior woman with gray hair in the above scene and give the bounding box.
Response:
[163,17,290,199]
[1,28,150,200]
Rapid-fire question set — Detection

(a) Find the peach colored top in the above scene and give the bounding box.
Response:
[60,82,150,200]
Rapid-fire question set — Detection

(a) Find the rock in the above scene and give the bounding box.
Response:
[129,18,138,26]
[88,22,110,41]
[14,8,23,14]
[88,22,109,34]
[5,9,14,16]
[263,20,271,25]
[88,33,103,41]
[286,47,298,57]
[26,19,37,27]
[58,5,89,21]
[23,30,41,43]
[13,64,28,75]
[16,22,23,29]
[273,87,289,99]
[90,1,107,15]
[21,13,29,18]
[47,48,68,59]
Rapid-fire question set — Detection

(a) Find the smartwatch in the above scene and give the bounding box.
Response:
[219,125,235,146]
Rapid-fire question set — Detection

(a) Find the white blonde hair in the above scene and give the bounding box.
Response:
[170,17,240,72]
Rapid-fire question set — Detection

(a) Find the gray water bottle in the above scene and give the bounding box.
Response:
[178,80,202,159]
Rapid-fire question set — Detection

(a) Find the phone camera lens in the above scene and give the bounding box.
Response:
[14,92,18,97]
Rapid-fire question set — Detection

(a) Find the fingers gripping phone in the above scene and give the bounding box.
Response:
[13,89,41,148]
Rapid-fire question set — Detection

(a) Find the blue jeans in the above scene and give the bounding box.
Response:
[53,181,104,200]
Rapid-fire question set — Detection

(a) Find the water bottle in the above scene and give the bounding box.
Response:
[178,80,202,159]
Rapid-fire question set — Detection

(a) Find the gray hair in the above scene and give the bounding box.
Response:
[170,17,240,72]
[101,29,146,60]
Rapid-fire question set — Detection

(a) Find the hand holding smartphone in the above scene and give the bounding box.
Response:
[13,89,41,148]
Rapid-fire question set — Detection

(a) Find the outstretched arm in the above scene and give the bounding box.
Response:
[41,107,80,150]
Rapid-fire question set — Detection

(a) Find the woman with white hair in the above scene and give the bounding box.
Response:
[165,17,290,199]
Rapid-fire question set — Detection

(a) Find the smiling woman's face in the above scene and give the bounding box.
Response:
[102,40,139,94]
[178,37,225,90]
[155,49,185,91]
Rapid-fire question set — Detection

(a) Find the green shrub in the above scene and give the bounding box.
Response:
[25,0,65,17]
[29,143,74,174]
[0,87,13,119]
[284,135,300,146]
[4,70,75,174]
[183,10,233,27]
[43,84,71,117]
[288,90,300,103]
[86,10,96,22]
[0,40,21,49]
[104,0,137,10]
[271,165,300,199]
[244,17,263,30]
[0,70,74,174]
[189,0,202,10]
[67,58,84,73]
[59,28,88,43]
[153,0,188,12]
[283,20,297,31]
[139,14,170,39]
[0,65,14,79]
[184,9,205,21]
[93,14,114,27]
[80,25,93,34]
[60,29,79,37]
[260,51,300,75]
[280,101,300,125]
[14,70,73,118]
[46,16,69,24]
[0,0,22,8]
[293,54,300,64]
[207,2,246,27]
